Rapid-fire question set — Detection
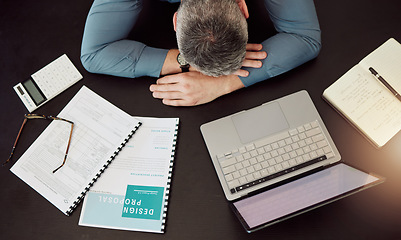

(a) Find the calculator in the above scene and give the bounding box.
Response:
[13,54,83,112]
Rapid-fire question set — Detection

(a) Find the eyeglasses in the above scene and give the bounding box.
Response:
[3,114,74,173]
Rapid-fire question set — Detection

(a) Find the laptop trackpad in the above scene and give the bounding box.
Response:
[232,102,289,144]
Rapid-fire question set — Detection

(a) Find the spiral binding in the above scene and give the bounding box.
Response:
[65,122,142,216]
[160,119,179,232]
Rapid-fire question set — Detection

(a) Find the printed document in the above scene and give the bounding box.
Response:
[79,117,179,233]
[11,86,141,215]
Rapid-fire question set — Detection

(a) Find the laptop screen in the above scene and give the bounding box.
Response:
[231,163,384,233]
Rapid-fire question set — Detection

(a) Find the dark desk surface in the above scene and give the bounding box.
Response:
[1,0,401,239]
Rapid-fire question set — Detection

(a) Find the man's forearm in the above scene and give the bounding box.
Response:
[160,49,182,76]
[239,0,321,87]
[81,0,169,78]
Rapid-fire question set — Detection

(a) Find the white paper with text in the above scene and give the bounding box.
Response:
[11,86,141,215]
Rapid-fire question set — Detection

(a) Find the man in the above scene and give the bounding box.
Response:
[81,0,321,106]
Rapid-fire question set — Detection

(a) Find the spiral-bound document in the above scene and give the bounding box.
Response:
[10,86,141,216]
[79,117,179,233]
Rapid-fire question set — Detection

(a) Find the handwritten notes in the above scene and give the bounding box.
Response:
[323,64,401,147]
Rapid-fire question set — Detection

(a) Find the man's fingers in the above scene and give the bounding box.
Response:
[150,83,179,92]
[245,50,267,60]
[243,43,267,69]
[152,90,183,100]
[162,99,186,107]
[234,69,249,77]
[246,43,263,51]
[155,75,180,85]
[150,74,187,92]
[242,59,262,68]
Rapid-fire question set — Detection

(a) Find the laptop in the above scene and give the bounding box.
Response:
[200,90,384,232]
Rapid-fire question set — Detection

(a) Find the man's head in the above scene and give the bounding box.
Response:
[175,0,248,77]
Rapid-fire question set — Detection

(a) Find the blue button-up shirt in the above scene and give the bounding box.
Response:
[81,0,321,87]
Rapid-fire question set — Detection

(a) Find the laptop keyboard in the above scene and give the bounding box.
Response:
[217,120,334,194]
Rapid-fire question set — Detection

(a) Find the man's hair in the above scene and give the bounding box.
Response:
[176,0,248,77]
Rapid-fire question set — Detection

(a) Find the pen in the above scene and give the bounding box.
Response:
[369,67,401,101]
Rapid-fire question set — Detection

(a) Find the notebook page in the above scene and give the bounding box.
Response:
[323,65,401,147]
[359,38,401,94]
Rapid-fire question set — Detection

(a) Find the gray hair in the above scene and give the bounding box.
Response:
[176,0,248,77]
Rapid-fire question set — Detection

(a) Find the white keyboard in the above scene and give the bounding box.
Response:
[217,120,334,194]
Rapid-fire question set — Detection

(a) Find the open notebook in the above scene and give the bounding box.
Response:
[323,38,401,148]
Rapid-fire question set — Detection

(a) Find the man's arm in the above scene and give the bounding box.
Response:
[151,0,320,106]
[150,44,266,107]
[80,0,170,78]
[150,72,245,106]
[239,0,322,87]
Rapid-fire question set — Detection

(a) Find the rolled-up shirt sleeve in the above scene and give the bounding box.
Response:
[80,0,169,78]
[239,0,322,87]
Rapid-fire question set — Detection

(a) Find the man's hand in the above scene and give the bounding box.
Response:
[235,43,267,77]
[152,44,267,107]
[150,72,245,106]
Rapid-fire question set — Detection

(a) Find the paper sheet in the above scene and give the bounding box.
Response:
[11,86,141,215]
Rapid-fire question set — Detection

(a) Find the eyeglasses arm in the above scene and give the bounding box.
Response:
[3,118,28,166]
[53,122,74,173]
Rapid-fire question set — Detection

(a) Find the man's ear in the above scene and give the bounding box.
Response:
[237,0,249,19]
[173,12,177,32]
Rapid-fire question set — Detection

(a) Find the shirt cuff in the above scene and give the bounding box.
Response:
[134,46,169,78]
[238,67,272,87]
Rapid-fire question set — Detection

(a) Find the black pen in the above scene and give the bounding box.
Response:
[369,67,401,101]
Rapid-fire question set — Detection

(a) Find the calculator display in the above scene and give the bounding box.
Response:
[22,78,47,106]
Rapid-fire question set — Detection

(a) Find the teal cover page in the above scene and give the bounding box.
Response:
[122,185,164,220]
[80,185,165,233]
